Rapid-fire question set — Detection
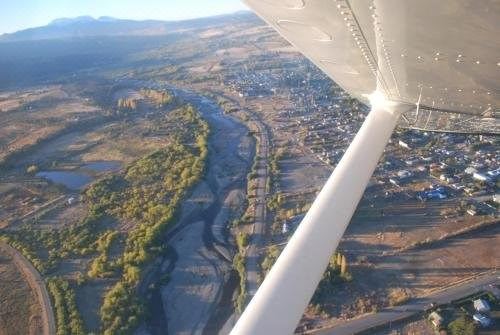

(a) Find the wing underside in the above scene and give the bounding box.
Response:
[244,0,500,133]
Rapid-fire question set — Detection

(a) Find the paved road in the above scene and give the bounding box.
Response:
[313,271,499,335]
[0,241,56,335]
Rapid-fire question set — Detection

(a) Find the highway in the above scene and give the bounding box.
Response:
[313,271,499,335]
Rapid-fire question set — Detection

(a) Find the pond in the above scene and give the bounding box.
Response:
[36,161,122,190]
[36,171,93,190]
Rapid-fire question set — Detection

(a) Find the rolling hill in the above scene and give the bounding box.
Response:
[0,11,256,42]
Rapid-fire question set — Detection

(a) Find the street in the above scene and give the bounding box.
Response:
[314,271,499,335]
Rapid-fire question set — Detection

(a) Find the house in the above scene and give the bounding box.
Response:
[397,170,412,179]
[429,311,444,328]
[417,165,427,172]
[426,190,447,200]
[473,172,490,182]
[418,184,447,201]
[465,166,477,175]
[389,178,400,187]
[405,159,415,166]
[473,313,492,328]
[493,194,500,204]
[467,208,477,216]
[282,221,289,234]
[474,298,491,312]
[399,140,411,149]
[487,168,500,179]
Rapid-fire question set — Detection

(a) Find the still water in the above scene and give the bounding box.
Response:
[36,171,92,190]
[36,161,121,190]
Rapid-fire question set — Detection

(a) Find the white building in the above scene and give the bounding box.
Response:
[473,298,491,313]
[465,166,478,175]
[473,172,490,182]
[494,194,500,204]
[397,170,412,179]
[398,140,411,150]
[282,221,289,234]
[473,313,492,328]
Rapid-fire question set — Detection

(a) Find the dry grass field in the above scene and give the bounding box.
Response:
[0,250,43,335]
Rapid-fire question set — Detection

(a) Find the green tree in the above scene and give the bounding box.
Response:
[336,252,342,268]
[448,315,475,335]
[340,254,347,276]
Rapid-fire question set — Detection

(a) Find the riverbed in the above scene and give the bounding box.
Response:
[143,85,253,335]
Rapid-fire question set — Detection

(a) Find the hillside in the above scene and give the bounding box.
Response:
[0,11,257,42]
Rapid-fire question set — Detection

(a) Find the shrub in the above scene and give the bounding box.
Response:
[47,278,86,335]
[448,315,475,335]
[388,287,411,306]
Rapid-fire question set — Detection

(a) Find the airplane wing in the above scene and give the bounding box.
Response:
[244,0,499,133]
[231,1,500,334]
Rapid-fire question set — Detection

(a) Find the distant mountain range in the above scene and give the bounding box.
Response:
[0,11,256,42]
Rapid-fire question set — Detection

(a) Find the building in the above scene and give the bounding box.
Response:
[282,221,289,234]
[397,170,412,179]
[473,298,491,313]
[465,166,478,175]
[487,168,500,179]
[389,178,400,187]
[429,311,443,328]
[473,313,492,328]
[467,208,477,216]
[494,194,500,204]
[67,196,77,205]
[398,140,411,150]
[473,172,490,183]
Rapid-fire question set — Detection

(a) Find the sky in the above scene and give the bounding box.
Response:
[0,0,249,34]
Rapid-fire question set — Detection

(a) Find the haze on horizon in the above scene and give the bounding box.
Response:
[0,0,248,34]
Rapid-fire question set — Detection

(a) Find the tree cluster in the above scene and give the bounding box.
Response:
[98,104,209,334]
[117,98,137,110]
[47,277,86,335]
[87,230,120,278]
[140,89,174,107]
[312,251,351,304]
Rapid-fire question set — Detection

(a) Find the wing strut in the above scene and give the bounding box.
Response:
[231,93,405,334]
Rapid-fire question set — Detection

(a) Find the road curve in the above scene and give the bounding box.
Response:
[0,241,56,335]
[313,270,499,335]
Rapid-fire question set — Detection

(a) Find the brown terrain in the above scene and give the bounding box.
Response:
[0,12,497,335]
[0,244,46,335]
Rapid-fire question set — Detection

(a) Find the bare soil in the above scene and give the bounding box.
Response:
[0,250,43,335]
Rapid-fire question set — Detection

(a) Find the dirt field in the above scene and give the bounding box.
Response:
[0,86,102,164]
[0,250,43,335]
